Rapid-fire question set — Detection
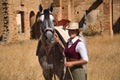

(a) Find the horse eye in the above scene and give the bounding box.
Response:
[53,21,55,26]
[53,20,56,24]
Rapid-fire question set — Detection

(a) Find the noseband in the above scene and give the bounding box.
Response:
[44,28,55,34]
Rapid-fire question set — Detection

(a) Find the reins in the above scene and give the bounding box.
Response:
[53,43,56,80]
[53,32,74,80]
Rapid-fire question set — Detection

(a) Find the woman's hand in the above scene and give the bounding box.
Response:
[54,33,60,43]
[65,59,88,67]
[64,61,74,67]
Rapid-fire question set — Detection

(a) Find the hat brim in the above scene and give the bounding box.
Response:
[66,28,80,30]
[65,26,79,30]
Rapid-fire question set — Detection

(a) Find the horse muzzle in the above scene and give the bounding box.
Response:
[44,29,54,42]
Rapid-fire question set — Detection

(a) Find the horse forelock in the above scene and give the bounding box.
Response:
[44,9,50,19]
[40,9,54,21]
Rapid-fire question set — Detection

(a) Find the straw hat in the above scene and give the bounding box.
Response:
[66,22,79,30]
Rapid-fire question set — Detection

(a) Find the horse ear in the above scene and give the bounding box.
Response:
[39,4,43,12]
[49,3,53,12]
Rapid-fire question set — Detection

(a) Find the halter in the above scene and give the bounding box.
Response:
[44,28,55,34]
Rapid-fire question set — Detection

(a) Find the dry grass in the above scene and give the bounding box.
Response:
[0,34,120,80]
[87,35,120,80]
[0,40,44,80]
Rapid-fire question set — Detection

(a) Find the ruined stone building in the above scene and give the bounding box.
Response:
[0,0,120,42]
[0,0,42,42]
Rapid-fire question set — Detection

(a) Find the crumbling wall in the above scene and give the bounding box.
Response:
[0,0,4,41]
[113,0,120,33]
[0,0,119,43]
[60,0,104,34]
[0,0,9,42]
[6,0,41,42]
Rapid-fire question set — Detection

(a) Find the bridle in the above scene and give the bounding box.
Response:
[44,28,55,34]
[39,10,55,42]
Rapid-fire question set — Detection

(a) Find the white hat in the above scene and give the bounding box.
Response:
[66,22,79,30]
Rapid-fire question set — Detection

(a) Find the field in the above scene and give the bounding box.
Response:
[0,35,120,80]
[87,35,120,80]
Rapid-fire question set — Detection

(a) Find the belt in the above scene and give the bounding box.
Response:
[71,65,83,69]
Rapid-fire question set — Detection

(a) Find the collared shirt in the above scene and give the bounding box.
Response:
[67,36,88,62]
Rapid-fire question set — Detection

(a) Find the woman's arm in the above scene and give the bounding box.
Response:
[54,33,64,51]
[65,59,88,67]
[65,41,88,67]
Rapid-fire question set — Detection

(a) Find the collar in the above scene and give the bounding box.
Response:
[68,36,79,44]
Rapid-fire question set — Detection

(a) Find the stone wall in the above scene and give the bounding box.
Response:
[7,0,42,42]
[60,0,104,34]
[0,0,4,40]
[0,0,42,42]
[112,0,120,33]
[0,0,9,41]
[59,0,119,35]
[0,0,55,42]
[0,0,120,42]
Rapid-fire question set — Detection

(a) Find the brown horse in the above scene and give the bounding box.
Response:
[36,4,66,80]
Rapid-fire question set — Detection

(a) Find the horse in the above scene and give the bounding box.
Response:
[36,4,66,80]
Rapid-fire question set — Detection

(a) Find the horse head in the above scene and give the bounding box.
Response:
[38,4,55,43]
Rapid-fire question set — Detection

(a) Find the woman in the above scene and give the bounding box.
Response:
[54,22,88,80]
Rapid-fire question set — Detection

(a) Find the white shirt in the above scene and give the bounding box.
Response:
[67,36,88,62]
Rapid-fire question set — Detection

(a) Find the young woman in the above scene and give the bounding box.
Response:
[54,22,88,80]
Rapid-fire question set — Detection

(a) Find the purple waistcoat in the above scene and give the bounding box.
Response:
[64,39,81,59]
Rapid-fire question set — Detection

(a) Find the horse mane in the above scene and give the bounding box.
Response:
[55,29,66,47]
[43,9,50,19]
